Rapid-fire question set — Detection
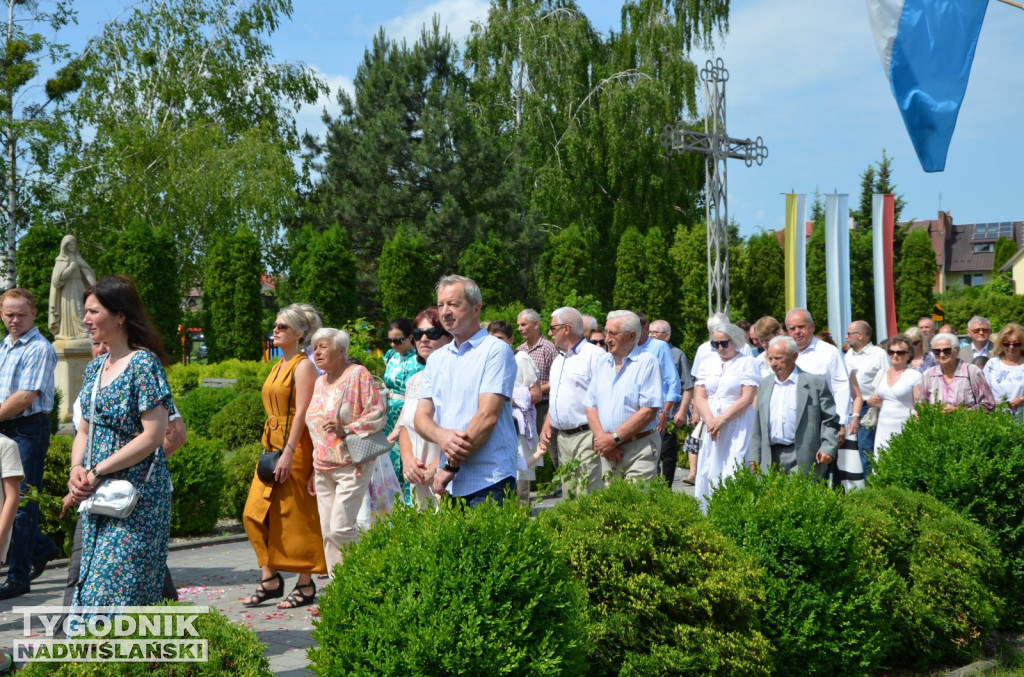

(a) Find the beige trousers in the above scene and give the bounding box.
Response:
[556,428,603,496]
[601,435,659,486]
[314,464,373,576]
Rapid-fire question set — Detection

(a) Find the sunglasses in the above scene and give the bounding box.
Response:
[589,339,606,346]
[931,347,954,357]
[710,339,731,349]
[386,336,409,345]
[412,327,448,341]
[1003,341,1023,349]
[887,349,909,357]
[272,323,290,331]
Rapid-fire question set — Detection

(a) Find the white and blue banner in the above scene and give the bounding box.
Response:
[865,0,989,172]
[824,194,851,342]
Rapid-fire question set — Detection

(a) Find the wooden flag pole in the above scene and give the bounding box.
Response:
[997,0,1024,10]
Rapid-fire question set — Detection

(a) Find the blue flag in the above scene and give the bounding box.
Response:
[866,0,989,172]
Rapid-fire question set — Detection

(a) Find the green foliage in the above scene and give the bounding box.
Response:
[222,443,262,520]
[167,436,224,536]
[850,226,876,325]
[377,228,437,323]
[166,360,274,399]
[613,226,647,311]
[209,392,266,450]
[50,388,63,436]
[707,471,899,676]
[896,228,938,328]
[288,224,359,326]
[993,235,1017,272]
[540,480,771,677]
[204,225,264,361]
[936,284,1024,332]
[871,404,1024,625]
[15,222,64,333]
[310,500,588,676]
[539,224,596,312]
[38,434,78,556]
[342,318,384,376]
[457,234,517,307]
[671,223,709,359]
[176,387,237,439]
[735,230,785,325]
[805,221,828,325]
[845,486,1003,668]
[18,601,273,676]
[559,289,603,321]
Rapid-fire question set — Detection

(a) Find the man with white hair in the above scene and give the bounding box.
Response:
[747,335,839,476]
[539,307,611,496]
[635,313,681,442]
[917,316,937,342]
[585,311,664,484]
[649,319,694,486]
[959,316,993,362]
[582,314,598,336]
[516,309,559,470]
[785,308,851,437]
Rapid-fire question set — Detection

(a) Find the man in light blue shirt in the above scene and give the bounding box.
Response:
[415,275,518,506]
[585,310,663,485]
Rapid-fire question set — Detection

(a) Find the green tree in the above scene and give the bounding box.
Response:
[670,223,708,358]
[850,227,876,324]
[13,222,63,333]
[204,226,263,361]
[538,224,595,312]
[0,0,82,287]
[103,220,181,360]
[805,223,827,326]
[736,230,785,323]
[613,227,646,312]
[896,229,938,328]
[289,224,359,327]
[378,229,436,322]
[993,235,1017,273]
[458,236,517,308]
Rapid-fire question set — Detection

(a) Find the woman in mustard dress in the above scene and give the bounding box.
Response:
[243,303,326,609]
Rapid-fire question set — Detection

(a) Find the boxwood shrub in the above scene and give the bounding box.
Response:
[38,434,77,555]
[222,443,262,520]
[707,470,900,677]
[845,486,1003,668]
[176,387,237,439]
[168,436,224,536]
[18,601,272,676]
[209,392,266,450]
[871,404,1024,625]
[309,501,588,676]
[539,480,771,677]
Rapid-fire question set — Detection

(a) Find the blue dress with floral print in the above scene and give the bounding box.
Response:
[76,350,174,606]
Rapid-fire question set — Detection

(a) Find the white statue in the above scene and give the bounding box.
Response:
[49,235,96,340]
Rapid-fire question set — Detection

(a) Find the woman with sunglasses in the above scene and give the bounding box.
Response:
[903,327,936,373]
[397,308,452,507]
[983,322,1024,421]
[692,322,760,511]
[866,334,922,456]
[918,332,995,413]
[382,318,421,502]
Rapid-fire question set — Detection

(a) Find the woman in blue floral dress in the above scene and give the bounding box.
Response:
[68,277,174,606]
[381,318,423,501]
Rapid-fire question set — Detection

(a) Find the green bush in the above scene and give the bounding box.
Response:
[176,387,238,439]
[845,486,1003,668]
[222,443,262,520]
[166,360,274,399]
[540,480,770,677]
[18,601,272,676]
[871,404,1024,625]
[168,436,224,536]
[38,434,78,555]
[209,392,266,449]
[707,470,900,677]
[166,363,204,398]
[310,501,588,676]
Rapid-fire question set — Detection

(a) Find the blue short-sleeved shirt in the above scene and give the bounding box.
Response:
[585,345,664,433]
[639,337,682,403]
[419,328,518,496]
[0,326,58,416]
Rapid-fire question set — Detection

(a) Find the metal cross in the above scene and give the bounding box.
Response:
[660,58,768,315]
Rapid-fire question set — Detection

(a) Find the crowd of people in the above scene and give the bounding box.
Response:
[0,272,1021,628]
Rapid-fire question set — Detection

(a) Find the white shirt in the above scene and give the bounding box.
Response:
[549,339,612,430]
[844,343,889,399]
[768,369,799,445]
[796,338,851,425]
[0,434,24,561]
[692,339,753,380]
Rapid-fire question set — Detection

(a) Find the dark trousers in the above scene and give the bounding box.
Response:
[855,402,877,476]
[4,414,56,585]
[659,427,679,486]
[449,476,516,510]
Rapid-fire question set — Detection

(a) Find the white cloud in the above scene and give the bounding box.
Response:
[295,69,354,141]
[380,0,490,46]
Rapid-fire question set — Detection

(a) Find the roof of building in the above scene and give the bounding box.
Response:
[945,221,1023,273]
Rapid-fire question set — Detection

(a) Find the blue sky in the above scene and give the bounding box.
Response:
[68,0,1022,238]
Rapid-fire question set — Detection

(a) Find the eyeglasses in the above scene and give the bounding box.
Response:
[272,323,290,331]
[912,340,921,345]
[549,323,567,332]
[412,327,448,341]
[931,347,954,357]
[887,349,909,357]
[386,336,408,345]
[845,331,861,336]
[1003,341,1023,349]
[710,339,730,349]
[589,339,606,346]
[970,327,991,334]
[649,330,668,336]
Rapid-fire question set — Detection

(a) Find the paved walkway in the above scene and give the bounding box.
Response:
[0,473,696,675]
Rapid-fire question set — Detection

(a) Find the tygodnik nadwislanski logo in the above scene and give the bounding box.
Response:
[11,606,209,662]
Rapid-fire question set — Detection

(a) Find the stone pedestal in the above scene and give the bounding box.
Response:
[54,339,93,423]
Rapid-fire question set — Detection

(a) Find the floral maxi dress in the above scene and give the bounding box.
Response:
[76,350,174,606]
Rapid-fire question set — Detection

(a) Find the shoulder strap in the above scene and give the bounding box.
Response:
[85,355,108,470]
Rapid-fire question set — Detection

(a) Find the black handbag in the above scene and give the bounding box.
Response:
[257,367,295,483]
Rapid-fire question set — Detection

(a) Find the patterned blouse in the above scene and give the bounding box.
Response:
[918,361,996,412]
[983,358,1024,421]
[382,349,424,434]
[305,365,386,471]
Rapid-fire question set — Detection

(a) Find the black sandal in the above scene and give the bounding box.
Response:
[243,572,283,607]
[277,581,316,609]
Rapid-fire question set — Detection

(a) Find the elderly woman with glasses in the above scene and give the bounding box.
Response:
[865,334,922,456]
[983,323,1024,421]
[918,332,995,413]
[692,322,760,510]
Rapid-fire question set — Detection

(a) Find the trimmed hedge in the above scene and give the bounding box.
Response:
[168,436,224,536]
[166,359,273,399]
[176,387,237,439]
[222,443,262,520]
[845,486,1003,668]
[707,470,900,677]
[540,480,771,676]
[871,404,1024,625]
[18,601,272,676]
[310,501,588,676]
[209,392,266,450]
[38,434,78,555]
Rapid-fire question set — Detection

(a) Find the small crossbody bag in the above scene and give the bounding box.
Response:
[256,367,295,482]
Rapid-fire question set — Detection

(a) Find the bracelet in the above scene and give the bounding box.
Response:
[70,463,83,473]
[850,412,860,418]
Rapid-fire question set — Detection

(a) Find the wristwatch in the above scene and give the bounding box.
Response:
[439,458,460,473]
[613,433,622,446]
